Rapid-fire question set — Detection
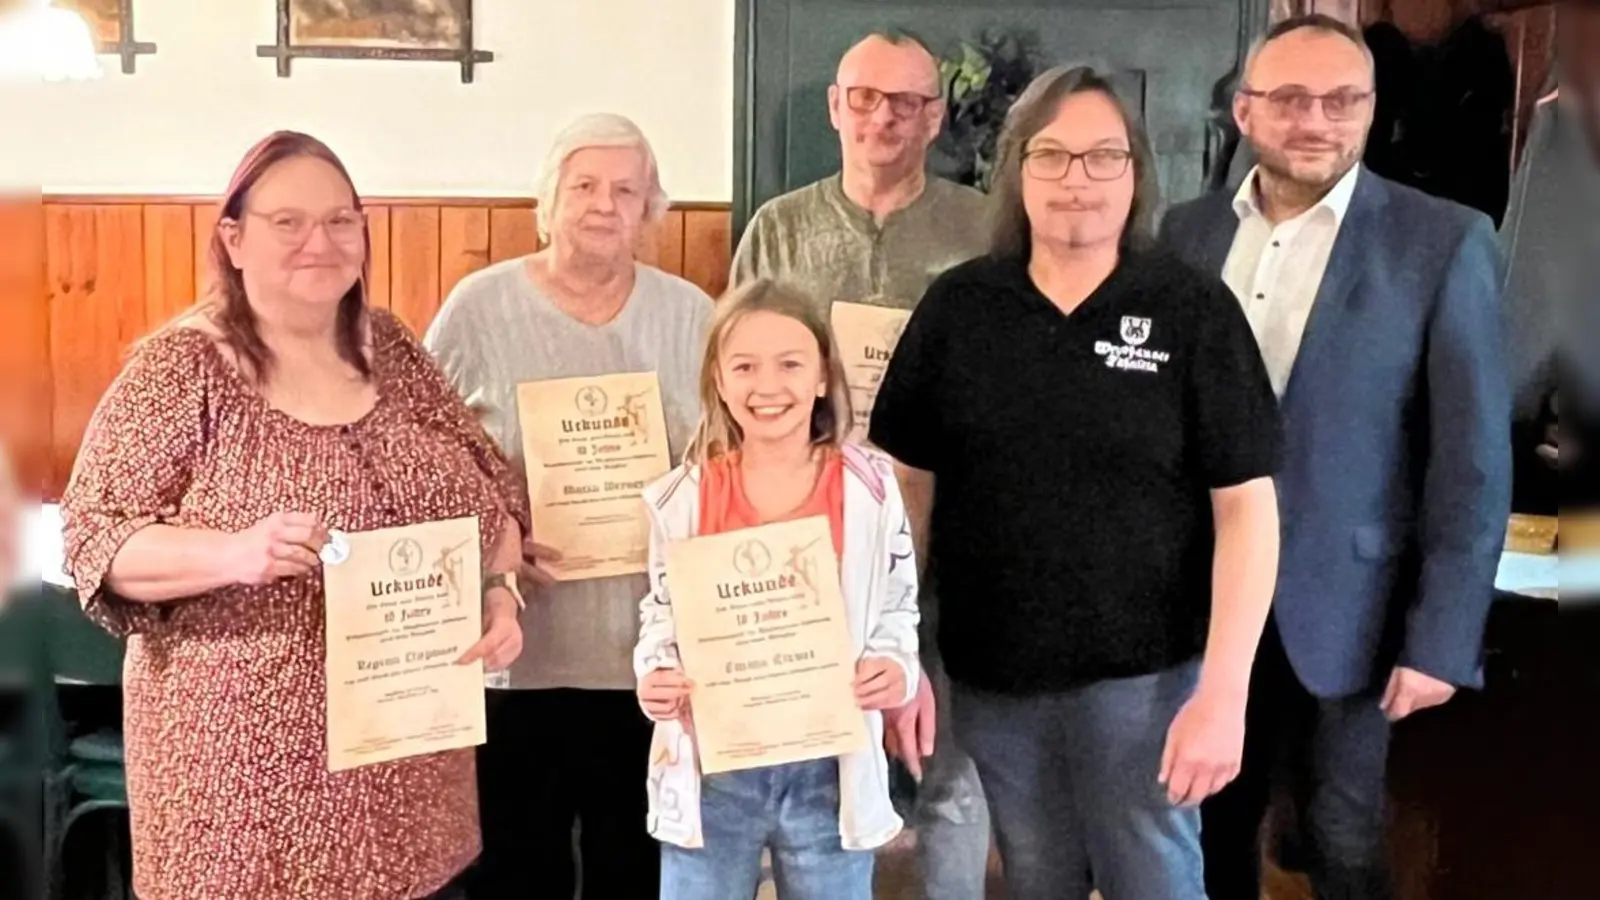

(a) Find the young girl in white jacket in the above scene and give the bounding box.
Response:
[633,278,922,899]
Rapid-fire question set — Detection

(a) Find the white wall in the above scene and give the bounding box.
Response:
[8,0,734,200]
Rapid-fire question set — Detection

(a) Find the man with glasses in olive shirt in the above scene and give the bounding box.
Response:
[729,30,992,900]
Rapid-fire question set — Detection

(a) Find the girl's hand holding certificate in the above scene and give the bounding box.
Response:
[852,657,906,710]
[639,668,694,721]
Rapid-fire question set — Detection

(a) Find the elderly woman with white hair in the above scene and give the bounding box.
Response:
[423,112,714,899]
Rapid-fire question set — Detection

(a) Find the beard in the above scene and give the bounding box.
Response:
[1255,141,1363,193]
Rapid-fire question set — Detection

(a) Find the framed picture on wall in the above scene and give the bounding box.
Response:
[257,0,494,83]
[57,0,156,73]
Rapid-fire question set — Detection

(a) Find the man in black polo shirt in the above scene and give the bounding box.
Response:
[869,66,1284,900]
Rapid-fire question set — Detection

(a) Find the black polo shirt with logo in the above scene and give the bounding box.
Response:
[868,249,1282,695]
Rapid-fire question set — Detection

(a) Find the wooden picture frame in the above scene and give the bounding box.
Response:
[256,0,494,84]
[60,0,156,74]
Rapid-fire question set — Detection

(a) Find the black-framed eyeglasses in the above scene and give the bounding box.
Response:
[841,85,941,118]
[1021,147,1132,182]
[1239,86,1373,121]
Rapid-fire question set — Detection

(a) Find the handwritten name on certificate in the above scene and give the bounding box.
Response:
[323,517,486,773]
[831,301,912,443]
[664,516,868,775]
[517,373,672,581]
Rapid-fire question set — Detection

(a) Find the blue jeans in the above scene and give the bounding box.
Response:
[953,661,1206,900]
[659,759,872,900]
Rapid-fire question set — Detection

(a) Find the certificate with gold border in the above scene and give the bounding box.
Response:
[516,372,672,581]
[323,516,485,772]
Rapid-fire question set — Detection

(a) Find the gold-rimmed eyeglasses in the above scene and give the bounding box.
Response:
[235,208,368,246]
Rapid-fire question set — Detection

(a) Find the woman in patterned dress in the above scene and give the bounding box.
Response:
[60,131,529,900]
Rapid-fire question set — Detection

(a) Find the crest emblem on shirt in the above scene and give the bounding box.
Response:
[1120,316,1152,346]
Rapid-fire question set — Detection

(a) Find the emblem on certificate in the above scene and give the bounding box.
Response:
[516,372,672,581]
[664,516,868,775]
[322,516,486,772]
[831,301,912,444]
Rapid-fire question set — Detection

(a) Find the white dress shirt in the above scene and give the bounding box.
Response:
[1221,164,1362,396]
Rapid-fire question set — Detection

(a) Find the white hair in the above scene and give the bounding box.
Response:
[533,113,669,241]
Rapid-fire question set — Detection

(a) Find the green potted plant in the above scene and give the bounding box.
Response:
[936,31,1043,191]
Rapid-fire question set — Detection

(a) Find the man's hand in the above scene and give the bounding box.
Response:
[523,539,563,587]
[883,669,936,781]
[1536,391,1562,468]
[1159,686,1247,807]
[1380,666,1456,722]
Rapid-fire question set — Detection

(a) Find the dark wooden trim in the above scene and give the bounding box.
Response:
[41,194,732,211]
[732,0,792,246]
[256,0,494,84]
[93,0,157,74]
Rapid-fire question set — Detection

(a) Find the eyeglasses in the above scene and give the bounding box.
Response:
[1021,147,1133,182]
[1239,86,1373,121]
[841,85,941,118]
[238,208,367,246]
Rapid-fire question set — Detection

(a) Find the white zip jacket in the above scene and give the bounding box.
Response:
[633,443,922,851]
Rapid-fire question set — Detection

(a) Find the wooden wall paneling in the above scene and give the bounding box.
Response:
[47,205,146,495]
[366,206,392,309]
[653,210,687,278]
[34,196,730,498]
[0,194,50,495]
[439,206,491,301]
[389,206,442,335]
[488,206,539,263]
[143,204,195,325]
[681,209,731,299]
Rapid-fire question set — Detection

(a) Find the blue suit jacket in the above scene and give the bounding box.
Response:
[1159,168,1512,698]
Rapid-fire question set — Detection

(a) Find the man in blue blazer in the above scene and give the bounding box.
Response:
[1158,15,1511,900]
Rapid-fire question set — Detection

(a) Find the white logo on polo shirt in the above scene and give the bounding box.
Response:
[1095,316,1169,373]
[1120,316,1151,346]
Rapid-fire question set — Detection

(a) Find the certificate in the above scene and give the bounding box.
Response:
[322,516,486,772]
[831,301,912,443]
[516,372,672,581]
[664,516,868,775]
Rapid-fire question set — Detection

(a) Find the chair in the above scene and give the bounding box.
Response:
[0,588,49,900]
[38,582,129,900]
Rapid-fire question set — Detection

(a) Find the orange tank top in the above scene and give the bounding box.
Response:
[697,449,846,559]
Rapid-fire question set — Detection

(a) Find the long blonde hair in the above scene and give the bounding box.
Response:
[686,279,853,465]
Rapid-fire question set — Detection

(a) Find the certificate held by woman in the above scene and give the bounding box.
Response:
[517,371,672,581]
[322,516,486,772]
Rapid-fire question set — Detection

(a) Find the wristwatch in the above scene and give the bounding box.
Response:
[483,572,525,613]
